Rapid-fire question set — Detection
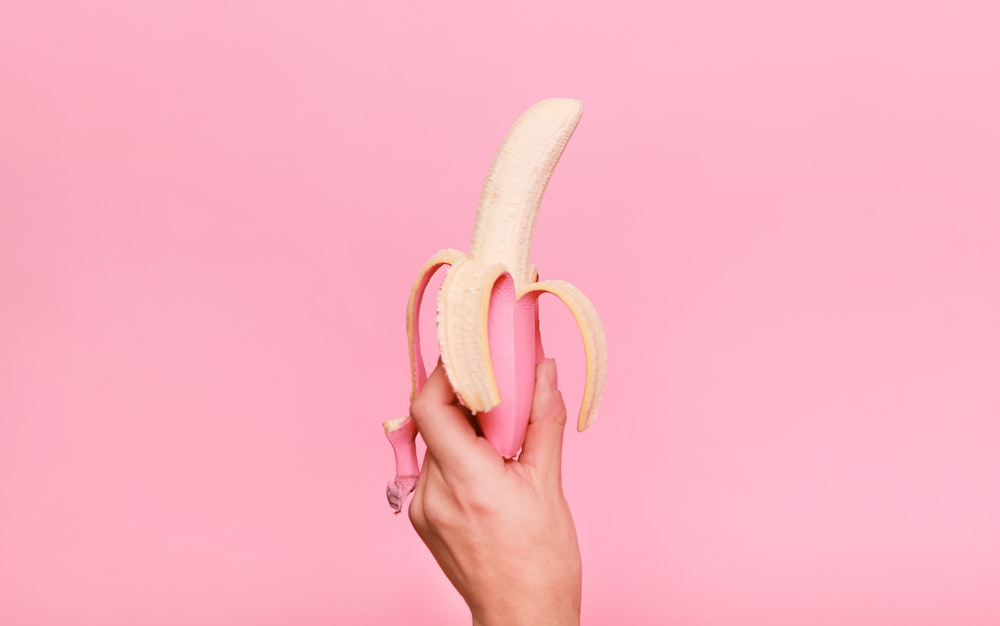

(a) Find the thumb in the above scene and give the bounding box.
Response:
[518,358,569,481]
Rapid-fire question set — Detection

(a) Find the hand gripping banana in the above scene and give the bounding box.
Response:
[383,98,607,513]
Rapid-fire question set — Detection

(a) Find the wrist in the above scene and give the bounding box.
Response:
[470,590,580,626]
[473,609,580,626]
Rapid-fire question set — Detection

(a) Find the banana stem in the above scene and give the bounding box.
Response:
[384,417,419,514]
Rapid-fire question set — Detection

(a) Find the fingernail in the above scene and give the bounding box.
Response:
[538,358,558,387]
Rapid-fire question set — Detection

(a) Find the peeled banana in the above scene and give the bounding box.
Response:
[383,98,607,513]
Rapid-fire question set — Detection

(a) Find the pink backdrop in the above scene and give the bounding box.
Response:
[2,1,998,624]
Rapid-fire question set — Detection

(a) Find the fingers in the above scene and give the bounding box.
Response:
[518,359,568,482]
[409,363,480,473]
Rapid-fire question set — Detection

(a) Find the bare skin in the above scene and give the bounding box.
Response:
[407,359,582,626]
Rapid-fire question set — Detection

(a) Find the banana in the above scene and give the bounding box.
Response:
[383,98,607,513]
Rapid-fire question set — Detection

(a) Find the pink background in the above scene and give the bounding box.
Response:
[2,1,998,624]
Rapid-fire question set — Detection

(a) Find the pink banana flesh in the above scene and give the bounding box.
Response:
[478,273,546,458]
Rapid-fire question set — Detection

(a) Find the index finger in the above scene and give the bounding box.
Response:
[409,363,480,472]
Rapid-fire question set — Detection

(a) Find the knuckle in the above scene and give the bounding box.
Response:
[408,481,453,532]
[421,497,447,527]
[407,494,425,530]
[408,396,430,422]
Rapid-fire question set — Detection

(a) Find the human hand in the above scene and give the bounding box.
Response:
[407,359,582,626]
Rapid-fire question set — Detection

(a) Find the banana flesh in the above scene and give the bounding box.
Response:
[383,98,607,513]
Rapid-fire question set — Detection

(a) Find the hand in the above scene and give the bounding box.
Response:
[407,359,582,626]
